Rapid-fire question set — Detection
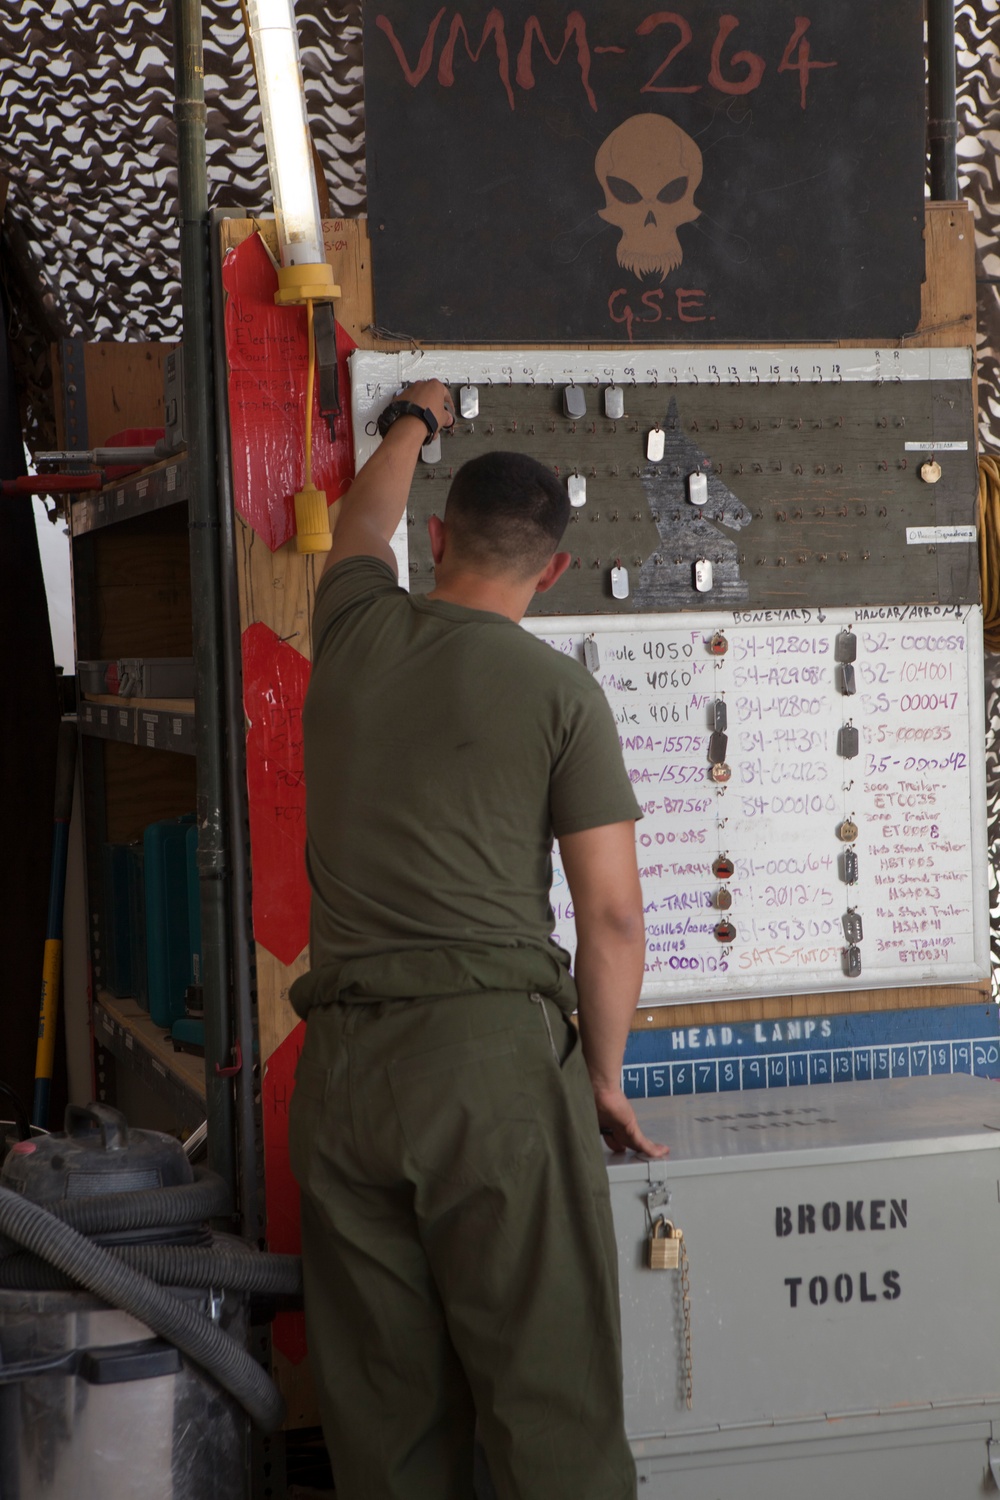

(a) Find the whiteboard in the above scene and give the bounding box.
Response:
[524,605,988,1005]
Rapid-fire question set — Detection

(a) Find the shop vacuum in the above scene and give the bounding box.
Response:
[0,1103,301,1499]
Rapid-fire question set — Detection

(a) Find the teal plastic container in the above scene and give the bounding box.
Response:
[102,844,135,999]
[184,822,202,1005]
[143,815,195,1027]
[170,1015,205,1055]
[126,842,147,1009]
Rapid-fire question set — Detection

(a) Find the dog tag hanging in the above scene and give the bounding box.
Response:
[647,426,665,462]
[843,847,859,884]
[459,385,479,419]
[605,385,625,420]
[610,565,630,599]
[694,559,714,592]
[840,663,857,695]
[563,384,587,419]
[716,887,733,911]
[835,629,857,664]
[714,918,736,943]
[838,818,859,843]
[845,945,863,978]
[420,433,442,464]
[712,699,728,732]
[710,762,731,783]
[712,855,734,880]
[838,723,859,759]
[709,632,729,656]
[708,731,728,765]
[842,908,864,943]
[687,471,708,505]
[583,635,600,674]
[568,474,587,507]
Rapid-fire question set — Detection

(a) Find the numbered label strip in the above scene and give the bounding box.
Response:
[524,604,988,1006]
[352,348,971,421]
[622,1004,1000,1098]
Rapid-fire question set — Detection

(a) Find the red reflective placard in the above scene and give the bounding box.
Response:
[223,232,356,551]
[242,623,311,965]
[262,1022,307,1365]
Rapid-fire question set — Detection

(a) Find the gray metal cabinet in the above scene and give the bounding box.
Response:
[609,1076,1000,1496]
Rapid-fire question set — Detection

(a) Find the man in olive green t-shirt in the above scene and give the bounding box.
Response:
[289,378,667,1500]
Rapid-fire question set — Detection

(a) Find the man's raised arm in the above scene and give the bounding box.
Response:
[559,822,669,1158]
[323,379,455,575]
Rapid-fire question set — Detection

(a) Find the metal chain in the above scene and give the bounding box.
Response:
[679,1232,693,1409]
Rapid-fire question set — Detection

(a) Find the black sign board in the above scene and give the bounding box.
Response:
[363,1,926,343]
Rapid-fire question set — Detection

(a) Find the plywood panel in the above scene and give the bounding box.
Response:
[52,340,176,449]
[223,204,981,1089]
[222,202,975,358]
[102,740,197,845]
[631,978,992,1030]
[233,513,319,663]
[256,946,310,1065]
[88,517,193,659]
[914,202,977,348]
[271,1347,321,1430]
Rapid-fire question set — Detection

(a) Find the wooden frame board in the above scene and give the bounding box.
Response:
[221,203,983,1062]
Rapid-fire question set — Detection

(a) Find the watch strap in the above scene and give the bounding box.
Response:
[376,400,439,441]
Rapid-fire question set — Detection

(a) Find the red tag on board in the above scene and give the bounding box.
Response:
[262,1022,307,1364]
[223,232,356,551]
[242,623,311,965]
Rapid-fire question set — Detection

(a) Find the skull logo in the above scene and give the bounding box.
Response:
[596,114,703,281]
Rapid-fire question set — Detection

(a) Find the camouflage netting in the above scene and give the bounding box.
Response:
[957,0,1000,448]
[1,2,997,446]
[0,0,363,452]
[1,1,998,986]
[957,0,1000,992]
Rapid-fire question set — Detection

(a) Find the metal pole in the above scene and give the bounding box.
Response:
[173,0,237,1203]
[927,0,958,201]
[211,208,265,1245]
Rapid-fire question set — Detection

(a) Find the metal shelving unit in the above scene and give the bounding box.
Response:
[93,990,206,1133]
[79,699,197,755]
[70,457,188,537]
[68,449,204,1134]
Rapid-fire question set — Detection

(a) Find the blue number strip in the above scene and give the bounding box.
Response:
[622,1037,1000,1099]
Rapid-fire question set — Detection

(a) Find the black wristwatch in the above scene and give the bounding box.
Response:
[376,400,439,441]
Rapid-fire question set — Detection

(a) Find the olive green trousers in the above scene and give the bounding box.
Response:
[288,991,636,1500]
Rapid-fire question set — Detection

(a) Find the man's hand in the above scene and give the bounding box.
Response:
[593,1084,669,1158]
[399,379,456,432]
[323,379,455,573]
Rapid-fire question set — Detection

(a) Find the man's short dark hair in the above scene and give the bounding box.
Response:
[443,452,571,579]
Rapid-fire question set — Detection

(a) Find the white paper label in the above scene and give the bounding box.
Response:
[903,440,969,451]
[905,525,976,545]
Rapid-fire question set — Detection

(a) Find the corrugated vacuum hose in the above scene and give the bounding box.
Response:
[0,1185,288,1431]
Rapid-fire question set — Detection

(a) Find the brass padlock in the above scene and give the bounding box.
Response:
[649,1219,681,1270]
